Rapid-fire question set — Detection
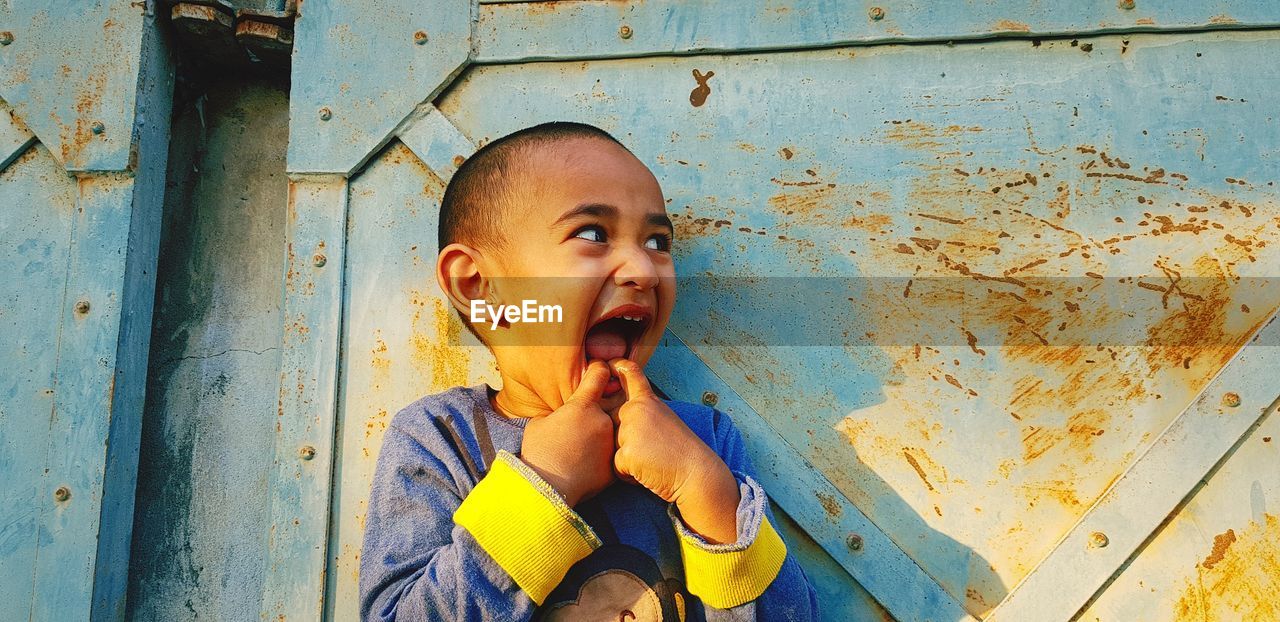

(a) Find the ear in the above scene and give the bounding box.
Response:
[436,242,491,318]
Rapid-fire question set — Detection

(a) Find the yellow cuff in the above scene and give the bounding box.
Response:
[453,451,601,604]
[678,515,788,609]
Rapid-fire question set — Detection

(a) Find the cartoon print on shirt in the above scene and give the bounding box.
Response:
[536,544,690,622]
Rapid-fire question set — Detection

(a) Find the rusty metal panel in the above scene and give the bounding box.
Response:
[1077,396,1280,622]
[285,0,471,175]
[475,0,1280,63]
[0,0,152,171]
[430,29,1279,618]
[0,3,173,619]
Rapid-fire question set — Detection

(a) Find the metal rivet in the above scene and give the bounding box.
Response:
[1118,0,1135,9]
[869,6,885,21]
[74,299,91,314]
[701,391,718,407]
[619,24,633,39]
[54,486,71,502]
[452,154,466,167]
[1089,531,1109,548]
[0,32,13,46]
[299,445,316,461]
[313,253,327,268]
[414,30,428,45]
[91,121,105,135]
[846,533,864,551]
[1222,392,1241,407]
[318,107,332,121]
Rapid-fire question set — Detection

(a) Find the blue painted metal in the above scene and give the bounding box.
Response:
[398,104,477,183]
[475,0,1280,63]
[260,176,350,620]
[0,99,37,170]
[437,29,1280,617]
[0,3,172,619]
[286,0,472,175]
[0,0,151,172]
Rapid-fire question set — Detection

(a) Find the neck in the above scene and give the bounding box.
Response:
[490,376,556,419]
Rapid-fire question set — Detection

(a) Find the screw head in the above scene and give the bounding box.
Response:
[869,6,885,21]
[74,299,91,314]
[414,30,428,45]
[1222,392,1241,407]
[619,24,633,39]
[452,154,466,168]
[846,533,864,551]
[299,445,316,461]
[1118,0,1135,9]
[701,391,718,407]
[313,253,327,268]
[91,121,105,135]
[1089,531,1109,548]
[318,107,332,121]
[0,31,13,45]
[54,486,71,502]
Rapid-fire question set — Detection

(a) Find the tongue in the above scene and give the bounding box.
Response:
[585,326,627,361]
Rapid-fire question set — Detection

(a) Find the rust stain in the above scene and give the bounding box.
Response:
[1175,514,1280,621]
[815,491,843,520]
[408,294,471,391]
[689,69,714,107]
[993,19,1031,32]
[906,450,936,494]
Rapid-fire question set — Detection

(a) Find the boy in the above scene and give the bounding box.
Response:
[360,122,818,621]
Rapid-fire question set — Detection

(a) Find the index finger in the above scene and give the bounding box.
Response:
[608,358,656,401]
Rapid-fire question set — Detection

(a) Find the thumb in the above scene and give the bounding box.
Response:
[609,358,656,402]
[566,360,612,408]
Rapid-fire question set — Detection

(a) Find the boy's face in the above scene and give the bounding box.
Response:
[483,137,676,413]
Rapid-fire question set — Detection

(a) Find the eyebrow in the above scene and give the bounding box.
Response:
[553,202,674,232]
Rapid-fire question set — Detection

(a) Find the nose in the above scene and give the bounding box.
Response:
[614,245,659,291]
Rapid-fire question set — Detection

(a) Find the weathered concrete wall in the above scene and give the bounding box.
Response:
[126,76,288,621]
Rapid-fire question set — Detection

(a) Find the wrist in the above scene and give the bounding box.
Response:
[519,455,581,507]
[673,457,740,544]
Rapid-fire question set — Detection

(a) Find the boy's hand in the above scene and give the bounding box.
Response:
[520,361,616,507]
[609,359,741,544]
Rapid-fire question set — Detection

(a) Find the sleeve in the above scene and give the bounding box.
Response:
[668,408,820,621]
[359,422,601,622]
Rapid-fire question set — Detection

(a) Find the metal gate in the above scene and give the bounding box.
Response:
[2,1,1278,620]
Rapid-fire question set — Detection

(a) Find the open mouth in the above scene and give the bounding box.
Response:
[583,305,652,364]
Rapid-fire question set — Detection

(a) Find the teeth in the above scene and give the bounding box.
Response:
[621,315,642,321]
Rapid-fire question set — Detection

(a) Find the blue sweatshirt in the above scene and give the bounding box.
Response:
[359,384,819,621]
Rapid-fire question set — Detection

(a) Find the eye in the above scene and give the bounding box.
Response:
[645,233,672,252]
[572,225,606,243]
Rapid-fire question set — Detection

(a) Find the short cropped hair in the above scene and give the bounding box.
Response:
[438,121,632,343]
[438,121,631,252]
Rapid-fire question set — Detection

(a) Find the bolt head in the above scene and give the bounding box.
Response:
[1089,531,1109,548]
[846,533,864,551]
[299,445,316,461]
[1119,0,1135,9]
[452,154,466,168]
[0,31,13,45]
[74,300,90,314]
[1222,392,1241,407]
[869,6,885,21]
[91,121,105,135]
[619,25,633,39]
[313,253,327,268]
[54,486,71,502]
[318,107,332,121]
[701,391,718,407]
[414,30,428,44]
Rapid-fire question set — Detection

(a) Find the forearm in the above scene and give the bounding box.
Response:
[673,457,741,544]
